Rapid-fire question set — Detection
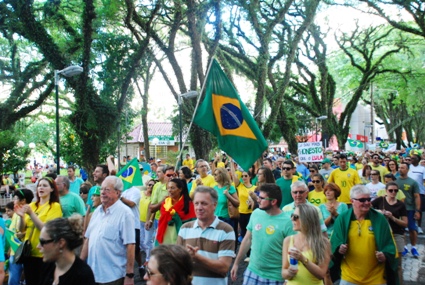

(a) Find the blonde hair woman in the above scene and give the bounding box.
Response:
[282,203,330,284]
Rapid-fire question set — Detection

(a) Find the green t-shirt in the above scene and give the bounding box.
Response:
[396,177,420,210]
[276,176,302,208]
[247,209,293,281]
[60,192,86,218]
[214,185,237,218]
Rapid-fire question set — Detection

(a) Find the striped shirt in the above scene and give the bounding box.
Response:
[177,216,235,285]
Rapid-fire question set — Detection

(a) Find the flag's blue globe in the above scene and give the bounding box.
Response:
[122,167,134,178]
[220,103,244,130]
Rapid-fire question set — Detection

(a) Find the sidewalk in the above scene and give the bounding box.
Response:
[403,228,425,285]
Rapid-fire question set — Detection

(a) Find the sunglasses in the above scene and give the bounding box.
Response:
[388,189,399,193]
[290,214,299,221]
[258,196,274,201]
[242,175,249,177]
[148,184,155,187]
[165,173,175,177]
[312,180,321,183]
[292,191,306,195]
[145,267,162,279]
[39,238,55,247]
[282,167,292,171]
[352,197,372,203]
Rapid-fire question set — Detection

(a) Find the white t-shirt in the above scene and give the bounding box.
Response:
[365,182,385,200]
[409,165,425,195]
[121,186,141,229]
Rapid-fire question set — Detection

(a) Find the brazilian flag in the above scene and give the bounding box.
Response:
[194,59,268,171]
[5,228,21,253]
[348,139,364,148]
[117,158,143,190]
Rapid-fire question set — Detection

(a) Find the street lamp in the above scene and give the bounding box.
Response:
[315,116,327,143]
[55,65,83,174]
[364,123,373,150]
[178,91,199,161]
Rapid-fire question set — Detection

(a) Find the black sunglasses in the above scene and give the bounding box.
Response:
[39,238,55,247]
[291,214,299,220]
[388,189,398,193]
[282,167,292,171]
[148,184,155,187]
[312,180,321,183]
[352,197,372,203]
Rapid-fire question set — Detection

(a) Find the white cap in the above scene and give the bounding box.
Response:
[156,159,161,162]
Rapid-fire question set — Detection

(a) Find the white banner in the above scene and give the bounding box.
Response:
[298,142,324,162]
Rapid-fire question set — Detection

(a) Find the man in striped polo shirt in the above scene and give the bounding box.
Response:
[177,186,235,285]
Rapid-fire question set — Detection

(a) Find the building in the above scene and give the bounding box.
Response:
[119,122,190,162]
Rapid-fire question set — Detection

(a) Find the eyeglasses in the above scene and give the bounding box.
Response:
[311,180,321,183]
[148,184,155,187]
[309,170,316,172]
[384,160,390,162]
[145,267,162,279]
[39,238,55,247]
[80,192,87,195]
[352,197,372,203]
[165,173,175,177]
[371,173,379,175]
[257,196,274,201]
[242,175,249,177]
[292,191,306,195]
[290,214,299,220]
[388,163,396,166]
[388,189,399,193]
[282,167,292,171]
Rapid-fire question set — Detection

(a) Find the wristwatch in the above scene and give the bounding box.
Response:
[126,273,134,278]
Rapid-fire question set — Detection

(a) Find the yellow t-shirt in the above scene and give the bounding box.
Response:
[308,190,327,206]
[190,175,216,195]
[182,159,193,170]
[328,168,361,204]
[237,183,256,214]
[24,202,63,257]
[355,163,363,171]
[341,219,386,284]
[287,236,323,285]
[139,191,152,222]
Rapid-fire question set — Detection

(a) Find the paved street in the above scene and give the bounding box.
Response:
[135,222,425,285]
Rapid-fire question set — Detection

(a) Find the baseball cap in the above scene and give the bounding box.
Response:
[156,159,161,162]
[92,186,101,196]
[322,158,331,164]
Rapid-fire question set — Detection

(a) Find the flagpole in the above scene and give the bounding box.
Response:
[176,58,216,167]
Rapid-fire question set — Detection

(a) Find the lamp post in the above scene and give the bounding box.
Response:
[55,66,83,174]
[178,91,199,161]
[315,116,327,142]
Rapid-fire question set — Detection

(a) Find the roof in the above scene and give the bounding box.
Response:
[126,122,185,143]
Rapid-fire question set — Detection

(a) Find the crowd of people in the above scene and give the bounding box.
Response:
[0,148,422,285]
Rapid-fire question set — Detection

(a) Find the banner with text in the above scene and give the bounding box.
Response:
[298,142,324,162]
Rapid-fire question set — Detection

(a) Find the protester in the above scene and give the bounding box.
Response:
[372,182,407,285]
[139,180,156,275]
[360,164,372,185]
[365,170,385,200]
[15,177,63,285]
[282,203,330,284]
[330,185,398,285]
[38,215,95,285]
[81,176,135,285]
[319,183,348,237]
[308,173,327,206]
[9,189,34,285]
[177,186,235,285]
[231,183,293,285]
[143,244,193,285]
[156,178,196,245]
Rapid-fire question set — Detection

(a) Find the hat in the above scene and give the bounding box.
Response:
[322,158,331,164]
[156,159,161,162]
[92,186,101,196]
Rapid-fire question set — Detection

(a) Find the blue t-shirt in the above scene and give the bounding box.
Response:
[0,218,6,262]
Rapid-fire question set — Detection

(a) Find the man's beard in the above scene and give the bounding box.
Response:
[259,204,272,211]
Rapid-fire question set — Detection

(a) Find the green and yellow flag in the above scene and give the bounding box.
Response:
[194,59,268,171]
[5,228,21,253]
[117,158,143,190]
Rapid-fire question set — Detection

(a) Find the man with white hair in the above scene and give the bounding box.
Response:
[330,185,398,285]
[81,176,136,285]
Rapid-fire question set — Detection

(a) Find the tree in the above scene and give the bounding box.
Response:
[0,130,30,175]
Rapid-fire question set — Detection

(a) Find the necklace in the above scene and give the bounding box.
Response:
[356,219,364,236]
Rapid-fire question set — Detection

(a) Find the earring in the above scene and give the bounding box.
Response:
[59,249,63,253]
